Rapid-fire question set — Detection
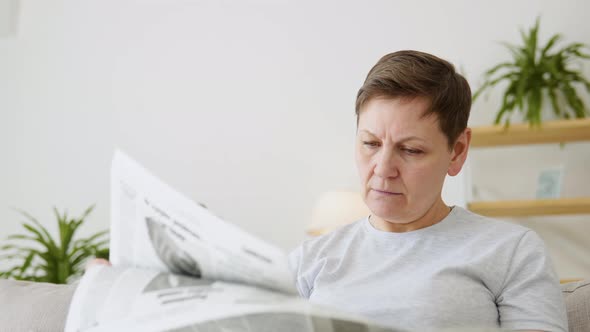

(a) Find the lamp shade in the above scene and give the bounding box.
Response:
[306,191,370,236]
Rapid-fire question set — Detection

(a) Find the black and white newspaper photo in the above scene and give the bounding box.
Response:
[109,150,296,295]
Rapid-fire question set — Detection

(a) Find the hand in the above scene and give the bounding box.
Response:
[85,258,112,271]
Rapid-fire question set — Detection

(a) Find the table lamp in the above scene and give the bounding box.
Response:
[306,191,370,236]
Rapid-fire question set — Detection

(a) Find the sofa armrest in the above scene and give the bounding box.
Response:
[561,279,590,332]
[0,279,76,331]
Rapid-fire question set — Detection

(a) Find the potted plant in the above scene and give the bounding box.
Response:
[473,17,590,127]
[0,205,109,284]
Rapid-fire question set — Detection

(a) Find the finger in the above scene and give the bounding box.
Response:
[85,258,112,271]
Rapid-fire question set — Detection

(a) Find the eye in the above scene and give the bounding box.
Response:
[401,148,423,155]
[362,141,380,148]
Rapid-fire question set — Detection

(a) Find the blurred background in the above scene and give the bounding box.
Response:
[1,0,589,279]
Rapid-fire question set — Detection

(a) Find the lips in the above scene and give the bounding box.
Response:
[371,189,402,195]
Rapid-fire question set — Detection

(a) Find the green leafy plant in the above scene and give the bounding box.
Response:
[0,206,109,284]
[473,17,590,126]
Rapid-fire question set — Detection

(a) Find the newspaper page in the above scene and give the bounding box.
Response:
[65,265,395,332]
[110,150,295,294]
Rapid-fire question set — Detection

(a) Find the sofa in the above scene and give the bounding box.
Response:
[0,278,588,331]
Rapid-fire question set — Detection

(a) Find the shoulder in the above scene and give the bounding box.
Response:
[448,206,534,242]
[450,207,558,290]
[437,207,550,280]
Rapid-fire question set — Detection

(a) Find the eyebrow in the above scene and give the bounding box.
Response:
[358,129,426,143]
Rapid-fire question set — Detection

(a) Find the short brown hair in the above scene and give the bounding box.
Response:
[355,50,471,148]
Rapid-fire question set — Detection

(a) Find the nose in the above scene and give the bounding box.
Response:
[373,147,400,179]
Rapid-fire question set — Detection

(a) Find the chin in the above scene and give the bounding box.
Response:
[367,201,413,224]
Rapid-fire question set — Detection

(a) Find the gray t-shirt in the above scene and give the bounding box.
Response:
[289,206,568,331]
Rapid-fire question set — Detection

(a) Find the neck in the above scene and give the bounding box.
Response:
[370,198,451,233]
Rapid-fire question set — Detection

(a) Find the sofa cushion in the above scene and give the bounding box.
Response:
[561,279,590,332]
[0,279,76,332]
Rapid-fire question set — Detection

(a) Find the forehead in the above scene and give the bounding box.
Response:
[357,97,442,138]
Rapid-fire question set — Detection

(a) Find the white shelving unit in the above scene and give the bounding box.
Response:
[467,118,590,217]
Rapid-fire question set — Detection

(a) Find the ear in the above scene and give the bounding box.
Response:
[447,128,471,176]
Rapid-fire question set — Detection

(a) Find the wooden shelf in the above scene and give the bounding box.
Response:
[560,278,583,284]
[468,197,590,217]
[470,118,590,147]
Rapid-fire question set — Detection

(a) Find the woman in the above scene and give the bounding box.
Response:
[289,50,568,332]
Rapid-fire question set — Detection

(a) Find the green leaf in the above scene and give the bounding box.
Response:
[19,210,59,252]
[528,87,543,126]
[561,82,585,118]
[80,205,95,221]
[494,92,516,125]
[19,252,37,273]
[2,266,23,277]
[0,246,43,256]
[473,71,519,102]
[5,234,37,242]
[21,223,52,248]
[0,253,28,261]
[1,243,21,250]
[525,17,539,65]
[72,230,109,247]
[547,88,562,117]
[541,34,562,58]
[483,62,516,77]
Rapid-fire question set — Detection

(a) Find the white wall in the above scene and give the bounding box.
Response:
[1,0,589,277]
[1,30,18,254]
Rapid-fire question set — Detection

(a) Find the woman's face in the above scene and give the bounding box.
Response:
[355,96,469,231]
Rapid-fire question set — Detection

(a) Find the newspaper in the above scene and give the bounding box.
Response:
[64,151,396,332]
